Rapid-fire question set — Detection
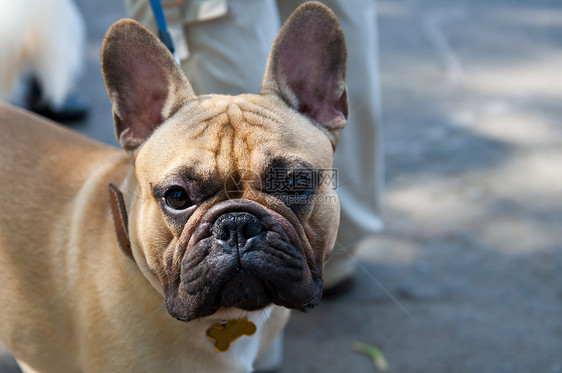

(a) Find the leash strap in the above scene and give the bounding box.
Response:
[108,183,135,262]
[149,0,180,64]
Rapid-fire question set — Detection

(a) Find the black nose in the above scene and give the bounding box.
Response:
[211,212,263,245]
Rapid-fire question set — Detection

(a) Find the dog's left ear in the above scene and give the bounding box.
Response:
[261,2,348,147]
[101,19,195,151]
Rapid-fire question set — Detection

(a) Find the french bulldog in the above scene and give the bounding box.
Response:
[0,2,348,372]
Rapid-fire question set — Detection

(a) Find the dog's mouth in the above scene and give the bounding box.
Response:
[219,271,271,310]
[164,200,322,322]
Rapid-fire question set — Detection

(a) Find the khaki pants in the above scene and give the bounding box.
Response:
[126,0,383,257]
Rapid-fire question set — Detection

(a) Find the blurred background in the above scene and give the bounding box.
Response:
[1,0,561,372]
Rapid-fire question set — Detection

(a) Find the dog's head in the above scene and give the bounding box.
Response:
[102,2,348,321]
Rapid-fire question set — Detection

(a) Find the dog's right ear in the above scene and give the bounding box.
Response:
[101,19,195,151]
[261,2,348,148]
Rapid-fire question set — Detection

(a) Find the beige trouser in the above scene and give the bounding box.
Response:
[125,0,383,259]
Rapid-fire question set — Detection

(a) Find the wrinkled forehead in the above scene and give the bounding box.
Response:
[135,95,334,184]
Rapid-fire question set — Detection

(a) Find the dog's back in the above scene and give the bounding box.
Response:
[0,104,127,371]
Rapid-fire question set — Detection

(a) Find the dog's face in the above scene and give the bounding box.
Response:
[102,3,348,321]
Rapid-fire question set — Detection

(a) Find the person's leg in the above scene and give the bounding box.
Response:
[125,0,280,95]
[278,0,384,291]
[324,0,384,291]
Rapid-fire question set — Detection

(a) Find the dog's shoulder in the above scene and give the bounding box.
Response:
[0,102,129,219]
[0,103,104,152]
[0,103,126,175]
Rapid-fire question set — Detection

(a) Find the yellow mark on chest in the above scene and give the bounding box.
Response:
[206,318,257,352]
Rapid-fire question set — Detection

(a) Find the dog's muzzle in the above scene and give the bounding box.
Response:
[211,212,269,309]
[164,199,322,321]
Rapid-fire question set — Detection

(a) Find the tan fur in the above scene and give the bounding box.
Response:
[0,2,346,372]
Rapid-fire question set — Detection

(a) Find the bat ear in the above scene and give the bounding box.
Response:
[261,2,348,146]
[101,19,196,151]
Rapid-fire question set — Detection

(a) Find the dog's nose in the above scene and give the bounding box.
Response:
[211,212,263,245]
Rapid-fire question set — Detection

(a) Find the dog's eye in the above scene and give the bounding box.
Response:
[285,175,313,196]
[265,169,316,208]
[279,170,315,197]
[164,188,192,210]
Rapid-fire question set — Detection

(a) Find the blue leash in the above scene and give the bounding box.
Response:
[149,0,180,64]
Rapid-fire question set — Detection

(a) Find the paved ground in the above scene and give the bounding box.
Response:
[2,0,561,372]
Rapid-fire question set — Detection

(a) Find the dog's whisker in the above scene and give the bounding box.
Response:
[350,56,412,119]
[308,213,412,318]
[257,309,272,332]
[125,188,144,201]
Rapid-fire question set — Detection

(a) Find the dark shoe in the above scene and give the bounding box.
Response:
[26,77,89,123]
[322,255,356,298]
[322,276,355,298]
